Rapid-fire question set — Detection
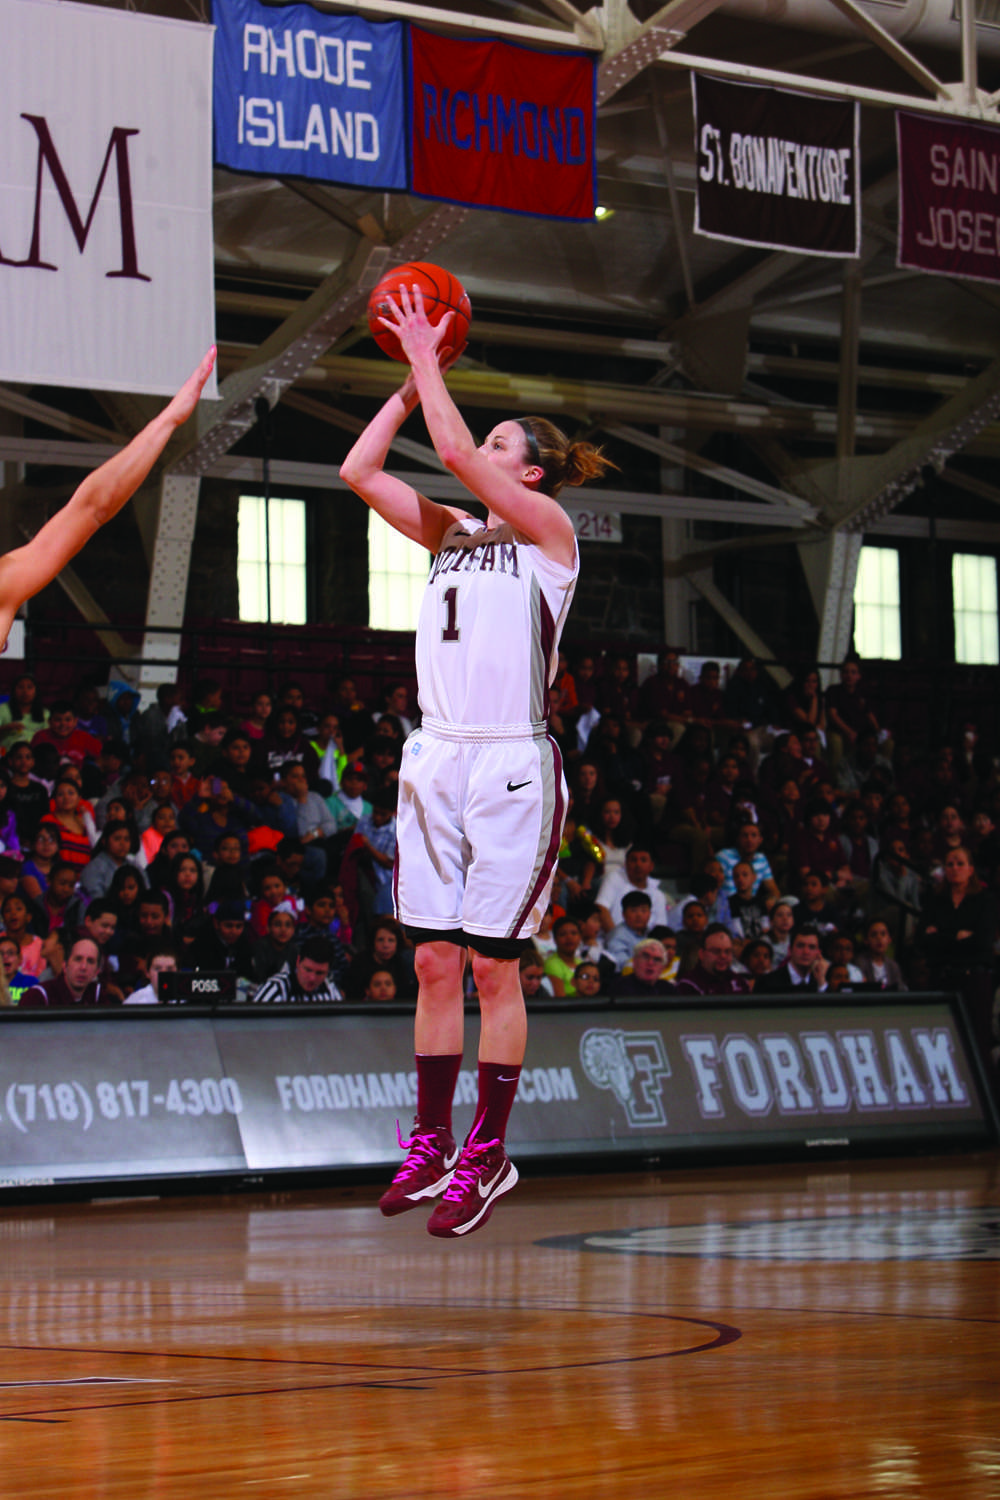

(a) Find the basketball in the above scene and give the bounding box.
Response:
[367,261,471,364]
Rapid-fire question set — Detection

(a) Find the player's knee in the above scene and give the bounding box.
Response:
[414,940,463,993]
[469,949,517,998]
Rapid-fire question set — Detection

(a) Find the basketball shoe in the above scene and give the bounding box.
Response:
[426,1134,519,1239]
[379,1121,460,1217]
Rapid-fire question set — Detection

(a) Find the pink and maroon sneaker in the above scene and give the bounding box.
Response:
[379,1121,460,1217]
[426,1135,519,1238]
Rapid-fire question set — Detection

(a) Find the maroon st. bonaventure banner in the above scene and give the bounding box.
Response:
[898,110,1000,284]
[408,26,596,220]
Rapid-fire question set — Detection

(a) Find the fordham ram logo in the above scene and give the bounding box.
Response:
[580,1027,672,1128]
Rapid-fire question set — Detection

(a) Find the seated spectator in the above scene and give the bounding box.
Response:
[330,676,372,758]
[20,936,120,1008]
[362,737,402,800]
[932,802,968,864]
[519,947,553,1001]
[567,898,617,990]
[589,797,634,873]
[855,917,908,990]
[728,860,772,945]
[31,699,103,768]
[187,713,230,779]
[0,893,44,977]
[795,869,843,936]
[594,653,639,739]
[0,932,36,1006]
[4,742,51,844]
[826,962,852,992]
[674,924,751,996]
[570,759,610,831]
[43,776,98,870]
[108,864,145,945]
[350,787,398,917]
[311,710,348,793]
[250,870,301,938]
[723,657,778,765]
[343,916,416,1000]
[326,759,372,834]
[251,936,344,1004]
[252,905,301,984]
[134,684,184,773]
[825,656,880,768]
[123,943,180,1005]
[300,879,351,942]
[278,681,319,736]
[265,709,319,783]
[572,960,604,998]
[543,916,583,998]
[689,660,737,738]
[239,690,273,749]
[637,648,691,744]
[798,728,833,794]
[78,819,141,902]
[639,719,684,823]
[162,852,207,950]
[741,937,774,989]
[206,730,258,802]
[364,967,398,1002]
[36,861,80,943]
[609,937,675,999]
[203,831,250,906]
[0,673,48,753]
[760,924,830,992]
[838,802,879,889]
[187,899,255,980]
[169,742,201,809]
[596,843,672,933]
[179,776,256,865]
[650,926,680,984]
[675,899,710,975]
[826,933,865,986]
[783,666,826,739]
[606,889,654,970]
[716,819,780,904]
[373,682,415,738]
[19,823,61,904]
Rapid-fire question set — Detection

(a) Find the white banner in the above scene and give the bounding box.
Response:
[0,0,217,397]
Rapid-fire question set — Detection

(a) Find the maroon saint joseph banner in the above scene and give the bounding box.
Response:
[897,111,1000,284]
[408,27,596,220]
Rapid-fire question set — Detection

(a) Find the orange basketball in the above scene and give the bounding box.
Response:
[367,261,471,363]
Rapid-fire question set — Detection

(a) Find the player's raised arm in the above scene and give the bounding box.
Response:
[339,366,469,553]
[379,288,583,568]
[0,346,217,648]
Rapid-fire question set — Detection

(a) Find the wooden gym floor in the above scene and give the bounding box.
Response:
[0,1151,997,1498]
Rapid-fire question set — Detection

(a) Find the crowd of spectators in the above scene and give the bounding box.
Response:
[530,647,1000,1091]
[0,670,413,1007]
[0,651,997,1089]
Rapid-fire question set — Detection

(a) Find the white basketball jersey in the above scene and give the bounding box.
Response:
[416,519,578,731]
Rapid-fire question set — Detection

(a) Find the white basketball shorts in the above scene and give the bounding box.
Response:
[394,725,567,943]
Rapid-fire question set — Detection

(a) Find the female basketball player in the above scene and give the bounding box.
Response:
[0,347,216,653]
[340,286,613,1238]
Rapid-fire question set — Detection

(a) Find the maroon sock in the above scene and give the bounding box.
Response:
[416,1053,463,1132]
[475,1062,522,1143]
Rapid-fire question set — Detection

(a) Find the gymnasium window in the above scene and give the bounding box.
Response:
[952,552,1000,665]
[237,495,307,624]
[368,511,428,630]
[853,546,902,660]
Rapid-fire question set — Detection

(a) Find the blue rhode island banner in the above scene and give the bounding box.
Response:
[212,0,407,189]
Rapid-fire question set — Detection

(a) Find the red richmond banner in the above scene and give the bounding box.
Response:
[898,111,1000,284]
[408,26,596,220]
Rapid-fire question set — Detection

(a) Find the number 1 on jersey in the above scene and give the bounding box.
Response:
[441,585,460,642]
